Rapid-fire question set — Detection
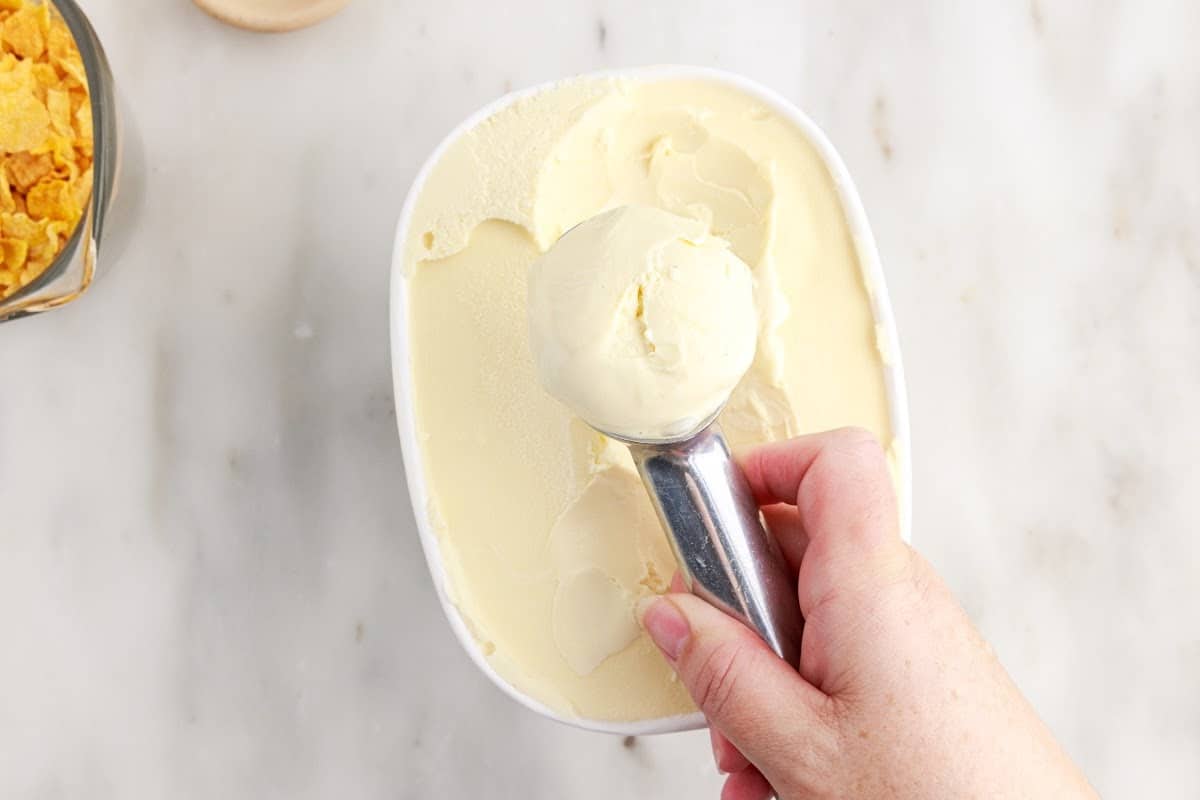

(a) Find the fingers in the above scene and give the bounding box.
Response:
[712,729,771,800]
[792,429,898,557]
[761,503,807,573]
[740,429,845,506]
[741,427,885,508]
[721,766,774,800]
[741,428,901,571]
[640,593,836,782]
[669,571,688,593]
[710,727,750,774]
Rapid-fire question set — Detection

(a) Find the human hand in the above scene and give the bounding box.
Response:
[638,428,1096,800]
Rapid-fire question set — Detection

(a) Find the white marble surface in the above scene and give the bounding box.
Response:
[2,0,1198,796]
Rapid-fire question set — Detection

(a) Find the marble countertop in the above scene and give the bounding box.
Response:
[2,1,1197,796]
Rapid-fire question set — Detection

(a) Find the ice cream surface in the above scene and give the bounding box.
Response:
[528,205,758,442]
[403,74,895,721]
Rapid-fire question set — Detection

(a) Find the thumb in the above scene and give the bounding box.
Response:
[640,593,837,783]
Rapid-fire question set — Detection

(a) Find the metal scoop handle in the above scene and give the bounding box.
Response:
[629,423,803,666]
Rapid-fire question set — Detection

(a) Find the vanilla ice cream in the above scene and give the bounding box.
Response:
[403,75,896,721]
[528,205,758,442]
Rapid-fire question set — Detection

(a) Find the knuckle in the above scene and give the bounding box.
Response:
[800,428,896,534]
[830,425,881,448]
[829,426,886,462]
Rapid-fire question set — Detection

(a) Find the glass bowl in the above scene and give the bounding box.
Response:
[0,0,129,323]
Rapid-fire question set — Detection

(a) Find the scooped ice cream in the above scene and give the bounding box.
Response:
[528,205,758,442]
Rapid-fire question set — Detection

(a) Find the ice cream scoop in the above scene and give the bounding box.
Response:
[529,206,803,666]
[528,206,758,442]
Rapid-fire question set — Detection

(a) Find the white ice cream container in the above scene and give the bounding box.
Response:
[389,65,912,736]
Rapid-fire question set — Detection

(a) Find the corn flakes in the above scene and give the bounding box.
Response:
[0,0,91,300]
[5,150,52,190]
[2,5,45,60]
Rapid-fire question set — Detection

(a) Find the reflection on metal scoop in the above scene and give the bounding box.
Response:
[602,414,804,667]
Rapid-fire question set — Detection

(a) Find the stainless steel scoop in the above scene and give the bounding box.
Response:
[606,418,804,666]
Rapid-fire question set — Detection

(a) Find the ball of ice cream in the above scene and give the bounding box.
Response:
[528,205,758,441]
